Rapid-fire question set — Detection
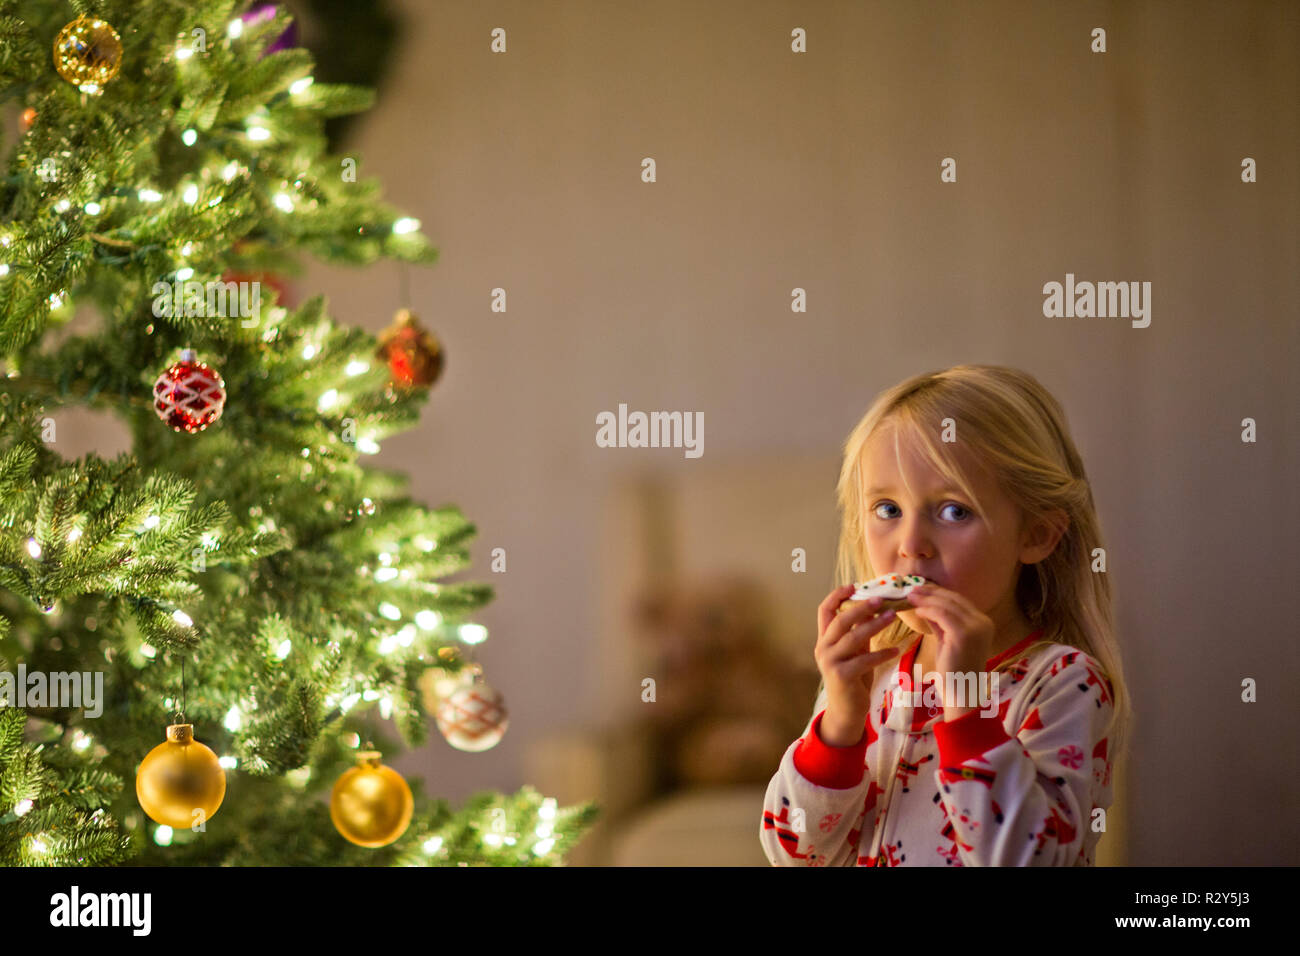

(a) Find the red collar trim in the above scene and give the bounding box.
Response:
[988,628,1045,669]
[899,628,1045,676]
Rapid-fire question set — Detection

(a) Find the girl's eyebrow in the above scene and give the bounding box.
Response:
[866,486,964,498]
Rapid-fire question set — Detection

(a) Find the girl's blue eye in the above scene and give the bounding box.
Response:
[872,502,970,521]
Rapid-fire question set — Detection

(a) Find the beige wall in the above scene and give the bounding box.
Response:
[303,0,1298,866]
[61,0,1299,864]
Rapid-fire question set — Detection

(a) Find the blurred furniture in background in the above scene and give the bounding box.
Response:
[526,453,1127,866]
[525,453,840,865]
[627,573,820,794]
[525,569,821,866]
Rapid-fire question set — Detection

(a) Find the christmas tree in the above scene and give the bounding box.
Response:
[0,0,598,865]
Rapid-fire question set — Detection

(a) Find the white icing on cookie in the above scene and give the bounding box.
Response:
[848,573,927,601]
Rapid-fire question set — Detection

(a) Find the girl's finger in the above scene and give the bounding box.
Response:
[817,585,859,635]
[824,597,886,648]
[839,646,901,680]
[909,604,960,643]
[909,585,972,616]
[830,609,897,659]
[907,589,967,625]
[835,640,902,671]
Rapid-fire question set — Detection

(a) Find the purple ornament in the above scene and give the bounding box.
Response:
[241,3,299,55]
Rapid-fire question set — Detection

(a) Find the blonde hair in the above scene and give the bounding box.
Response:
[825,364,1132,776]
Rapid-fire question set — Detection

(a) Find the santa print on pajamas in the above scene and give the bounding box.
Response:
[760,629,1118,866]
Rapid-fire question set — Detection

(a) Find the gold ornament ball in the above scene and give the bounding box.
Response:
[330,752,414,848]
[53,17,123,91]
[135,724,226,830]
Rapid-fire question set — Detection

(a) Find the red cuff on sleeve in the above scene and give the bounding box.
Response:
[793,710,869,789]
[932,706,1014,765]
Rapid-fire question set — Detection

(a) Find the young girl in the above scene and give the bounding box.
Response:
[761,365,1131,866]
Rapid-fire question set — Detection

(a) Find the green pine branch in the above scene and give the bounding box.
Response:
[0,0,599,867]
[0,706,133,866]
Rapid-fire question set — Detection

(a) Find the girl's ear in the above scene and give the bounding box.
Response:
[1021,508,1069,563]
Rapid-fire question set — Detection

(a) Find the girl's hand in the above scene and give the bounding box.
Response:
[904,583,996,679]
[815,585,902,720]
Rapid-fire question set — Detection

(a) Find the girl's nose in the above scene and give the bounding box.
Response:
[899,525,934,559]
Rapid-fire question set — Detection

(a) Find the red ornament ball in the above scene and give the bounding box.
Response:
[153,350,226,433]
[376,309,443,388]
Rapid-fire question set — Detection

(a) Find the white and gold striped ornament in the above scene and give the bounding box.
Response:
[435,678,508,752]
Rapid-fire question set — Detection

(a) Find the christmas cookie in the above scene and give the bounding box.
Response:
[837,573,928,614]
